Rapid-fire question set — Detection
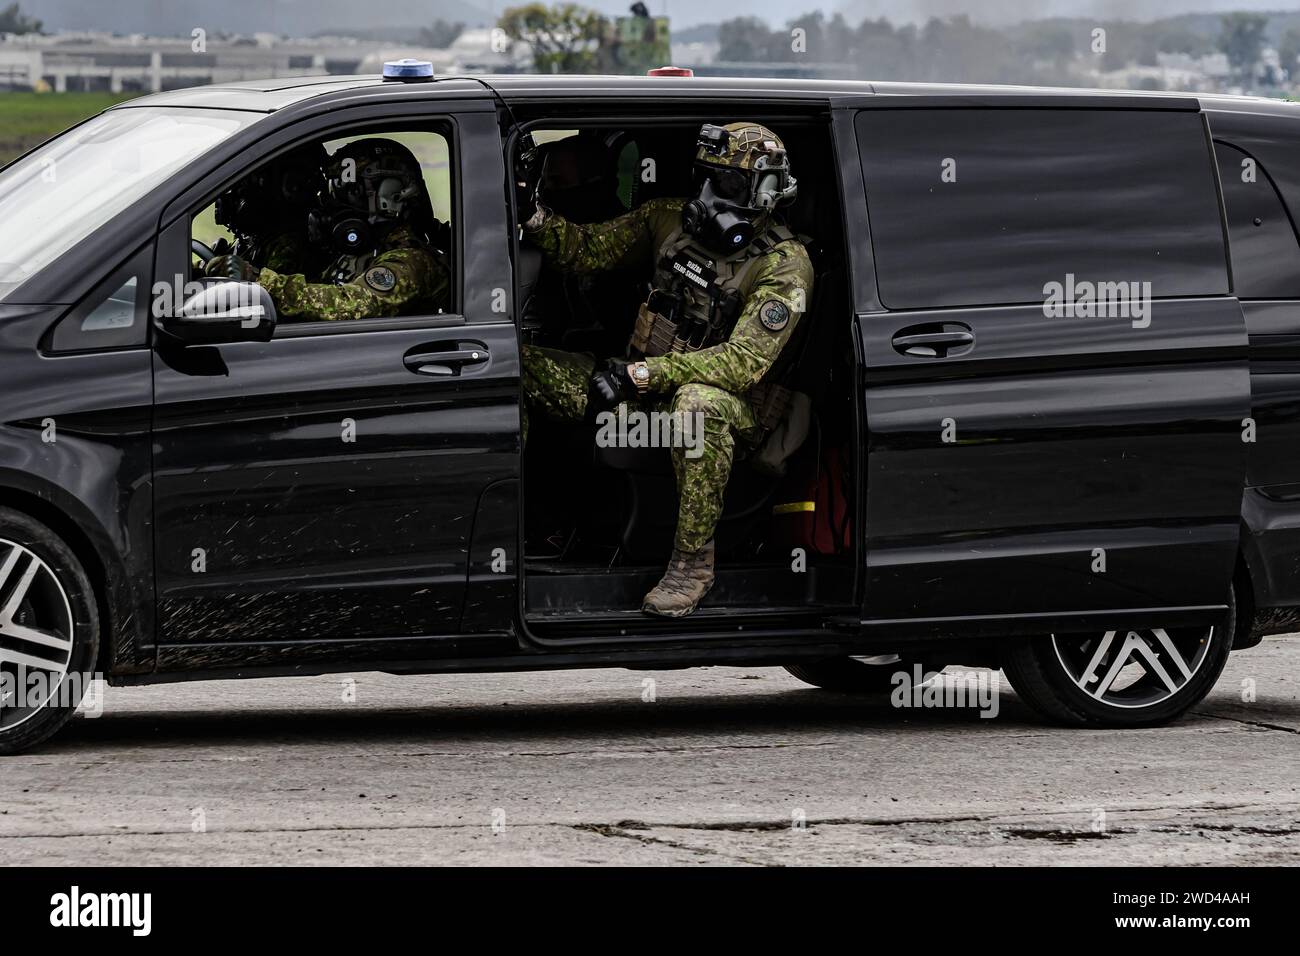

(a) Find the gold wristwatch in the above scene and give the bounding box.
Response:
[629,361,651,394]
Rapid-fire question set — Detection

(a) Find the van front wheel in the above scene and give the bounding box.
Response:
[0,508,100,756]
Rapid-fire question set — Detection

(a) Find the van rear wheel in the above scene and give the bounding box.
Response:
[0,508,100,756]
[1000,591,1235,728]
[785,654,944,694]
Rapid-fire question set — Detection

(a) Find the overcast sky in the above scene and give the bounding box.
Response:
[18,0,1300,33]
[614,0,1300,29]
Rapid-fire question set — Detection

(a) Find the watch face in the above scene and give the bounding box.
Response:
[634,366,649,383]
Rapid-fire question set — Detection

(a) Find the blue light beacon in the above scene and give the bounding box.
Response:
[382,59,436,83]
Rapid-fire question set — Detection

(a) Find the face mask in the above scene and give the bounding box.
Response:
[681,170,755,254]
[307,203,373,254]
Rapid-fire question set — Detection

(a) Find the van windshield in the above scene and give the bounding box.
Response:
[0,107,259,302]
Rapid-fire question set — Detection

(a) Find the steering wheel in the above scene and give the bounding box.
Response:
[191,239,216,267]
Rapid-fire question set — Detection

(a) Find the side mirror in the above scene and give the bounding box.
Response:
[163,281,276,344]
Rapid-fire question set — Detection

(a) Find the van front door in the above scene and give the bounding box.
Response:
[149,108,519,654]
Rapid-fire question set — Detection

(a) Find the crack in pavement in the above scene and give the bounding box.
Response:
[2,800,1293,842]
[1152,822,1300,837]
[1193,712,1300,736]
[572,822,778,866]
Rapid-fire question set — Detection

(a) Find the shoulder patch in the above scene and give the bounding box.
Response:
[759,299,790,332]
[364,266,397,293]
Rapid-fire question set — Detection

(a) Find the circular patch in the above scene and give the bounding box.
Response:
[364,266,397,293]
[759,299,790,332]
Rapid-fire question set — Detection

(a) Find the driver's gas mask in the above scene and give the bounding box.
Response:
[215,142,326,243]
[680,122,797,255]
[307,138,428,255]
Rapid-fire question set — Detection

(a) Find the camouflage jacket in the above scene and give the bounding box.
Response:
[259,232,312,274]
[257,225,450,322]
[527,198,813,396]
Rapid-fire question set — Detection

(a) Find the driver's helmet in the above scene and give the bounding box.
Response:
[322,138,431,224]
[692,122,796,211]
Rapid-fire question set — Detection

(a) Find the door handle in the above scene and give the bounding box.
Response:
[404,343,489,377]
[891,324,974,358]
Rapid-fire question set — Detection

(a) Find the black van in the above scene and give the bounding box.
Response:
[0,70,1293,753]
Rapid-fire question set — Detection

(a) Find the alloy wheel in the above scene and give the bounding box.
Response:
[0,538,76,731]
[1050,627,1212,709]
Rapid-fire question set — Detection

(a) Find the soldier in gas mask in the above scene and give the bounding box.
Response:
[208,141,329,278]
[205,138,451,321]
[521,122,813,618]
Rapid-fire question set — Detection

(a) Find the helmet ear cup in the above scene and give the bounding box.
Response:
[754,173,780,210]
[376,176,405,217]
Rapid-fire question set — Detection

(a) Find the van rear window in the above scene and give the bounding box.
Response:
[1213,141,1300,298]
[856,109,1229,310]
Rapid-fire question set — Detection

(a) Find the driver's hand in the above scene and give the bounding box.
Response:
[204,253,260,282]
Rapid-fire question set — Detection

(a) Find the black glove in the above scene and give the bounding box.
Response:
[204,253,260,282]
[586,360,637,416]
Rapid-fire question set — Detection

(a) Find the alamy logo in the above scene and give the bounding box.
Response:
[594,407,705,459]
[890,665,1001,718]
[0,668,104,718]
[50,886,152,936]
[1042,273,1152,328]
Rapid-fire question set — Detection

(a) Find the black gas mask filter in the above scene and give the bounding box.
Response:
[307,163,417,255]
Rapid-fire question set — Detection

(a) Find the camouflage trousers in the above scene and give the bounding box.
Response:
[521,344,762,554]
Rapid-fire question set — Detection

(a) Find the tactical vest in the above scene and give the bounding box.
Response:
[630,224,796,359]
[325,252,374,285]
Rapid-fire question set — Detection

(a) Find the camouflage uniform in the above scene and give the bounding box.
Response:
[254,224,450,322]
[210,137,452,322]
[522,195,813,554]
[258,232,314,275]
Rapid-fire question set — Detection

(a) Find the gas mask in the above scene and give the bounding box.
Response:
[307,202,375,254]
[216,149,325,243]
[681,166,756,254]
[307,141,425,255]
[680,123,798,255]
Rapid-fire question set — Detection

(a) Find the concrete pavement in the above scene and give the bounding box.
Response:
[1,636,1297,865]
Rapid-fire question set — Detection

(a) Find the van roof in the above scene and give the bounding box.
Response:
[112,73,1300,119]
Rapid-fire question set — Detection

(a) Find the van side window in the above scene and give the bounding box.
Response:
[856,109,1229,310]
[1214,142,1300,298]
[47,248,150,352]
[189,126,455,325]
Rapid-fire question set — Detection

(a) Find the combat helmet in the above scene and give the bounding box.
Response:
[310,137,434,252]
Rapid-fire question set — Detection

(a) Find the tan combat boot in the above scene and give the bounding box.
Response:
[642,539,716,618]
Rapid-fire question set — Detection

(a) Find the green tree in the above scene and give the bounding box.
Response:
[498,3,606,74]
[0,2,42,34]
[1218,12,1268,80]
[717,16,774,63]
[419,19,464,49]
[1015,22,1078,65]
[1279,27,1300,80]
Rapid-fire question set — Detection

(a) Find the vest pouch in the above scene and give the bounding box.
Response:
[631,301,656,354]
[631,302,684,357]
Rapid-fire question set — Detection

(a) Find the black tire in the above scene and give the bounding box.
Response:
[1000,588,1236,728]
[0,507,100,756]
[785,654,945,694]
